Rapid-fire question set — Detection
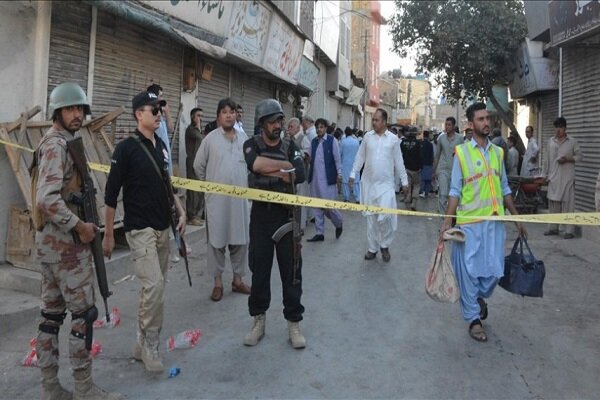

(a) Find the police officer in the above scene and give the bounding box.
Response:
[242,99,307,349]
[34,83,121,399]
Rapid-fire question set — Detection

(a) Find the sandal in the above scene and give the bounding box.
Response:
[469,319,487,342]
[210,286,223,302]
[477,297,488,320]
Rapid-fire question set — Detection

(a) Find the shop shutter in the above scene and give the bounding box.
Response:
[561,45,600,211]
[93,9,182,151]
[231,69,272,134]
[196,59,230,130]
[47,1,91,101]
[339,104,354,129]
[539,92,558,174]
[282,100,295,123]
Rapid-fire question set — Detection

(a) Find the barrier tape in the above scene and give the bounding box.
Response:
[88,163,600,226]
[2,138,599,225]
[0,139,35,153]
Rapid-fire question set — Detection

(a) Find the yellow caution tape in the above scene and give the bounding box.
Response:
[1,138,598,225]
[0,138,35,153]
[88,162,600,226]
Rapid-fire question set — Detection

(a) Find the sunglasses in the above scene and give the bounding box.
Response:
[142,106,162,116]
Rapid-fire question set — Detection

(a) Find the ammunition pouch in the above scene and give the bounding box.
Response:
[39,310,67,335]
[71,305,98,351]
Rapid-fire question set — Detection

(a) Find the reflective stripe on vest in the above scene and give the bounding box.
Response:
[455,142,505,224]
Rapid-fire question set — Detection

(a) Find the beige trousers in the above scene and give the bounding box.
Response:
[548,198,575,235]
[126,227,170,336]
[207,243,248,278]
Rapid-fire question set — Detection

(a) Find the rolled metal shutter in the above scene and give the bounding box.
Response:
[47,1,91,101]
[230,69,272,132]
[196,59,230,128]
[339,104,354,129]
[561,45,600,211]
[93,9,182,146]
[539,92,558,174]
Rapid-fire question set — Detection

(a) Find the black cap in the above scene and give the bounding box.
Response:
[132,91,166,111]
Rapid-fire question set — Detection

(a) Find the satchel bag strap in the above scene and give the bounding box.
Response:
[511,235,536,262]
[134,135,164,180]
[519,235,535,260]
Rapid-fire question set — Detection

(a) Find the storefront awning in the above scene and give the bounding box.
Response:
[88,0,226,55]
[345,86,365,106]
[172,28,226,59]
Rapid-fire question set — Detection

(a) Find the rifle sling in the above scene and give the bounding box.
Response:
[133,135,172,201]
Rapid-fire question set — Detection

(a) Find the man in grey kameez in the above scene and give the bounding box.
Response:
[543,117,582,239]
[194,98,251,301]
[433,117,464,214]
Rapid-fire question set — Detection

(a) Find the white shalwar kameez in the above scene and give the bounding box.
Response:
[350,130,408,253]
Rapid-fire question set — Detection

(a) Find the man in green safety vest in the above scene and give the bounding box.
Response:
[440,102,527,343]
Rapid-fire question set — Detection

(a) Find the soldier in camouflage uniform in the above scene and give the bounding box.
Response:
[34,82,121,400]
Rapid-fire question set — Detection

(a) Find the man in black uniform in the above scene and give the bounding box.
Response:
[243,99,307,349]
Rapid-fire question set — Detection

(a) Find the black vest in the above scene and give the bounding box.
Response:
[248,135,292,193]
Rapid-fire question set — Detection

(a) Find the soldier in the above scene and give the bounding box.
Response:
[34,82,121,399]
[243,99,307,349]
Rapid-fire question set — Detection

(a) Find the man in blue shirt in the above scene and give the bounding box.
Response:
[440,103,526,343]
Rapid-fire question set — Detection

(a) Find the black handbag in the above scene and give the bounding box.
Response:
[499,236,545,297]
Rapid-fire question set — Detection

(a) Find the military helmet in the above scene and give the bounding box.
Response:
[48,82,91,118]
[255,98,284,126]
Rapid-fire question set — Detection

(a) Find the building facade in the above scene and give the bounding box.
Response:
[518,0,599,211]
[0,0,354,264]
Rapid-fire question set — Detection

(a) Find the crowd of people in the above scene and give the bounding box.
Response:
[32,80,590,399]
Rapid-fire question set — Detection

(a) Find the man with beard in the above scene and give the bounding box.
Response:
[35,82,121,398]
[349,108,408,262]
[243,99,307,349]
[194,98,251,301]
[440,102,526,343]
[542,117,582,239]
[433,117,464,214]
[103,90,186,372]
[306,118,343,242]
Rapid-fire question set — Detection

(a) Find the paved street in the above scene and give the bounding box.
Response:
[1,195,599,399]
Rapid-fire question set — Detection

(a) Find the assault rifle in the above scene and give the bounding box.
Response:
[66,137,112,322]
[164,176,192,287]
[271,168,302,286]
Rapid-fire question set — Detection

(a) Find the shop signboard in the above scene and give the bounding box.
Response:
[509,41,559,99]
[142,0,233,37]
[549,0,600,45]
[224,1,271,64]
[296,57,319,92]
[262,13,304,84]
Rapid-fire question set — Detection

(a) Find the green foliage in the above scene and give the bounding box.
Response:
[389,0,527,102]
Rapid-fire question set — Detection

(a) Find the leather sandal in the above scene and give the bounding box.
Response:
[469,319,487,342]
[210,286,223,302]
[232,281,251,295]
